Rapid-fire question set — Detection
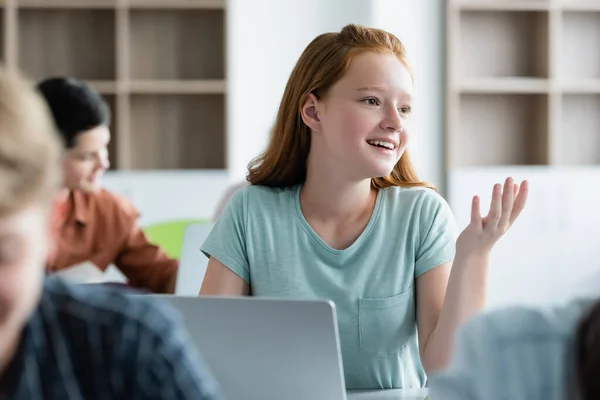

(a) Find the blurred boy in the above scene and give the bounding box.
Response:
[38,77,178,293]
[0,69,218,399]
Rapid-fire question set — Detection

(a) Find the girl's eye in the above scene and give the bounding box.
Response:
[399,106,412,115]
[362,97,380,106]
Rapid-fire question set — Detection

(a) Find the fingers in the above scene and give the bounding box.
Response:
[498,177,515,228]
[509,180,529,225]
[470,195,481,225]
[486,183,502,222]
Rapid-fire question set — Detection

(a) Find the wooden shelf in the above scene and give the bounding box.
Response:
[128,79,226,94]
[15,0,227,8]
[456,1,551,11]
[128,0,226,9]
[447,0,600,169]
[85,80,118,94]
[17,0,116,8]
[459,10,549,79]
[129,94,226,170]
[129,9,225,80]
[560,95,600,165]
[0,8,4,64]
[458,77,550,93]
[0,1,228,171]
[18,8,116,80]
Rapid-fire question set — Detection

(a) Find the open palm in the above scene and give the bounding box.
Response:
[456,177,529,258]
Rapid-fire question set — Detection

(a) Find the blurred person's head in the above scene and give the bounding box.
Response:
[247,24,431,190]
[37,77,111,193]
[0,68,62,366]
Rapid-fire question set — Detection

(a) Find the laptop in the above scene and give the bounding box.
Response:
[148,295,348,400]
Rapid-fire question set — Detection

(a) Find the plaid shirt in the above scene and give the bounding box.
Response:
[1,277,219,400]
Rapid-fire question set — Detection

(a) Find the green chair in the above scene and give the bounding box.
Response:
[143,219,209,259]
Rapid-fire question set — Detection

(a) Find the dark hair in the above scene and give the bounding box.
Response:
[575,300,600,399]
[36,77,110,149]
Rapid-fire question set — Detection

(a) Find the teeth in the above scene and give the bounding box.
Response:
[367,140,395,150]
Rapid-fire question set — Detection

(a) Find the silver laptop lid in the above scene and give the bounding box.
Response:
[149,295,348,400]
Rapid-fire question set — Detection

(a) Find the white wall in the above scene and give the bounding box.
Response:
[227,0,447,192]
[226,0,320,182]
[449,167,600,310]
[103,170,230,224]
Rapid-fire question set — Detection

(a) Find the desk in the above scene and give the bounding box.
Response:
[346,388,428,399]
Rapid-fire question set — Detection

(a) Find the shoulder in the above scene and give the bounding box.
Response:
[229,184,299,212]
[466,300,591,343]
[84,188,139,219]
[42,277,178,336]
[449,302,588,375]
[380,186,452,223]
[380,186,448,208]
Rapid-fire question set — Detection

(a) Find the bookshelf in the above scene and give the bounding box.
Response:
[447,0,600,168]
[1,0,227,170]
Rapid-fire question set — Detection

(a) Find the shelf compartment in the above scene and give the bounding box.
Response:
[459,10,549,78]
[129,94,225,170]
[455,94,549,166]
[18,9,116,80]
[559,95,600,165]
[129,9,225,80]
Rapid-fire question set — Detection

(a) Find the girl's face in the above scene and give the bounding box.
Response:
[63,125,111,193]
[303,51,413,182]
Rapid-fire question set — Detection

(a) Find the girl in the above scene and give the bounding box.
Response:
[200,24,528,389]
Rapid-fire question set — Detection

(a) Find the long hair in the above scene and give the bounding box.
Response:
[247,24,433,190]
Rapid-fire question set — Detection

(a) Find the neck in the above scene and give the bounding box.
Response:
[301,162,375,221]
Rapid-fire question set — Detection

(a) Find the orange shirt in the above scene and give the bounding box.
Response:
[46,189,178,293]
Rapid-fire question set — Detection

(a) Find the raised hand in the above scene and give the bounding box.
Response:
[456,177,529,259]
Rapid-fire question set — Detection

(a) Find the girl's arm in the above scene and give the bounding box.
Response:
[416,178,528,372]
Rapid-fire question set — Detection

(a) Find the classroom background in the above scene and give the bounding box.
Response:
[6,0,599,308]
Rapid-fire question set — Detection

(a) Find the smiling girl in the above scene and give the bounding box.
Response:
[200,24,528,389]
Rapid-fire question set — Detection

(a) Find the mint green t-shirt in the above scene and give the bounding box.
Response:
[201,184,458,389]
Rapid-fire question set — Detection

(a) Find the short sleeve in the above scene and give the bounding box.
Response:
[201,188,251,283]
[415,191,458,277]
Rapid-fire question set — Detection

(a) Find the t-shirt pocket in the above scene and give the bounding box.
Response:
[358,287,416,356]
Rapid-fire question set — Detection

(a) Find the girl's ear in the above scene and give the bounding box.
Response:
[300,93,322,132]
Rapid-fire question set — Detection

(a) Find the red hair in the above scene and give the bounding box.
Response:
[247,24,433,190]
